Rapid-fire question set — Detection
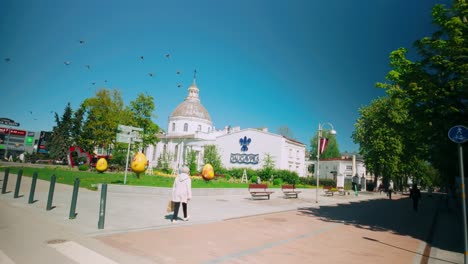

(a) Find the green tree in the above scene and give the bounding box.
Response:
[203,145,222,172]
[372,1,468,186]
[352,97,405,188]
[310,130,340,160]
[81,89,124,154]
[49,103,74,161]
[187,149,198,175]
[127,93,160,149]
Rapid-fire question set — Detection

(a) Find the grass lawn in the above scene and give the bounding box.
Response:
[0,165,313,191]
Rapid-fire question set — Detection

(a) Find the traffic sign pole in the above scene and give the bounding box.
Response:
[458,143,468,264]
[448,125,468,264]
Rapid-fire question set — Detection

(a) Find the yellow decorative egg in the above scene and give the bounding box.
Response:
[96,158,108,172]
[202,163,214,180]
[131,152,147,174]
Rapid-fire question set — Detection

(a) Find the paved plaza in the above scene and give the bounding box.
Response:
[0,168,464,264]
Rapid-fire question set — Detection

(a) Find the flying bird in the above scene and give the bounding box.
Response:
[139,56,144,60]
[85,65,91,70]
[148,73,154,77]
[64,61,71,65]
[91,82,96,85]
[165,54,170,59]
[79,40,85,44]
[104,80,107,83]
[176,70,181,75]
[4,58,10,63]
[177,83,182,88]
[29,111,32,114]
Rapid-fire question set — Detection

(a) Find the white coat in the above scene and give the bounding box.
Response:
[172,173,192,203]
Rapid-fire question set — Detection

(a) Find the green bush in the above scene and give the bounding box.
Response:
[251,175,258,183]
[299,177,316,186]
[225,174,231,181]
[78,164,89,171]
[320,178,336,187]
[273,178,283,186]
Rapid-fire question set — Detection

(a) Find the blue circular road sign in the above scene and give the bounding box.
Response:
[448,125,468,144]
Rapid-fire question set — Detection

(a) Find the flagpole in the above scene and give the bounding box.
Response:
[316,124,322,203]
[315,122,337,204]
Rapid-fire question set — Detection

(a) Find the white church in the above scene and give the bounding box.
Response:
[145,80,308,176]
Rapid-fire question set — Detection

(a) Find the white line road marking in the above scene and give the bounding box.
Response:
[48,241,117,264]
[0,249,15,264]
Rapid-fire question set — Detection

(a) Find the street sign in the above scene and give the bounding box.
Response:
[0,118,20,127]
[448,125,468,144]
[116,132,142,143]
[116,125,143,143]
[117,124,143,133]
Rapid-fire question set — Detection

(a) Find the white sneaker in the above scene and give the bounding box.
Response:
[171,219,177,223]
[184,215,190,221]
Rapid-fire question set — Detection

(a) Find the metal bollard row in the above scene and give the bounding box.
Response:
[2,168,108,229]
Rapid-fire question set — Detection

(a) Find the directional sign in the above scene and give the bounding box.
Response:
[448,125,468,144]
[116,125,143,143]
[0,118,19,127]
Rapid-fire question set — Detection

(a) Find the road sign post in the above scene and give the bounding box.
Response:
[448,125,468,264]
[117,125,143,184]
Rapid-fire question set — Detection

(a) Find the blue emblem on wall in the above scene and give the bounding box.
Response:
[239,136,251,152]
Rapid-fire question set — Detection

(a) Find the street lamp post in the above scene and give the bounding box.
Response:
[316,122,337,203]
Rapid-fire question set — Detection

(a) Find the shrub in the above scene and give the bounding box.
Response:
[78,164,89,171]
[225,174,231,181]
[273,178,283,186]
[319,178,336,187]
[251,175,258,183]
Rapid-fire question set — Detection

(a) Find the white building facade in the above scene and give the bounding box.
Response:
[145,81,307,176]
[312,155,370,181]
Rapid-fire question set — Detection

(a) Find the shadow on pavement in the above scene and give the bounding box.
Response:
[297,193,463,255]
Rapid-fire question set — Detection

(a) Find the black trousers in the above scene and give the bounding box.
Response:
[172,202,187,220]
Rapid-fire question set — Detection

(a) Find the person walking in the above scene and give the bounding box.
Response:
[387,182,393,200]
[410,184,421,211]
[171,166,192,223]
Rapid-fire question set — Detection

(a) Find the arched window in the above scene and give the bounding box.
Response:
[184,123,188,132]
[172,123,175,131]
[197,125,201,131]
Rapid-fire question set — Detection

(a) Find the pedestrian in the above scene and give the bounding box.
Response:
[378,183,384,195]
[171,166,192,223]
[387,183,393,200]
[410,184,421,211]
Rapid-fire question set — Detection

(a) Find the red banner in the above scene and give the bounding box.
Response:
[319,137,329,154]
[0,127,26,136]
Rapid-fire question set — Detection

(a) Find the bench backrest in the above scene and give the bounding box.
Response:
[323,185,333,190]
[249,184,268,190]
[282,184,295,190]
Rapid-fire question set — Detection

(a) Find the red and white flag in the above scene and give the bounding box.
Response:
[319,138,329,154]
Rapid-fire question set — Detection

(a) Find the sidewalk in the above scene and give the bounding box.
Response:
[0,171,464,263]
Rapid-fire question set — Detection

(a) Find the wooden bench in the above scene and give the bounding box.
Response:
[323,186,335,196]
[249,184,274,200]
[282,184,301,198]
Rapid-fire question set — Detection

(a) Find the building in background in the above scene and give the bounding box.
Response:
[145,80,307,176]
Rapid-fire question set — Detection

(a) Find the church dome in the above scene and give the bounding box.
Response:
[170,81,212,122]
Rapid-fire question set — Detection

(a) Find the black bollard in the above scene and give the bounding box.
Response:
[14,169,23,198]
[2,168,9,194]
[69,178,80,219]
[28,172,38,204]
[46,175,56,211]
[98,183,107,229]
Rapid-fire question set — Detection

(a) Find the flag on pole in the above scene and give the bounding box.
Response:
[319,138,329,154]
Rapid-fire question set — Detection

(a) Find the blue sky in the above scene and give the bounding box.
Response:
[1,0,442,153]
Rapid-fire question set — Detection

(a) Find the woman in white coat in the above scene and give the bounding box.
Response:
[171,166,192,223]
